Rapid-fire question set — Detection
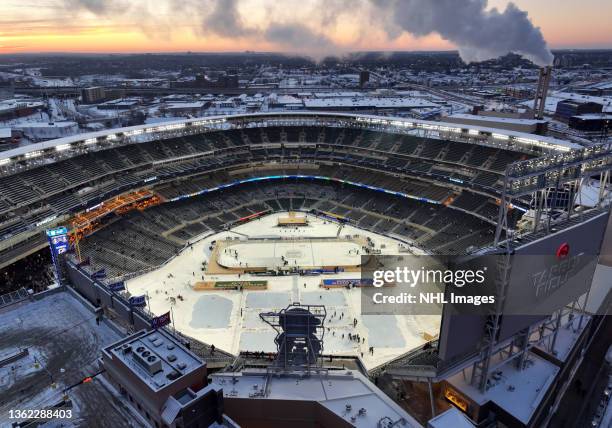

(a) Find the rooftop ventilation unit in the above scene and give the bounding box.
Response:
[167,371,181,380]
[133,344,162,375]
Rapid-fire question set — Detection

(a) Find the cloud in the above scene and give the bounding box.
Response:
[55,0,554,65]
[264,23,335,49]
[201,0,255,38]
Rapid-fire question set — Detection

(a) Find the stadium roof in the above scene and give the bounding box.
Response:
[0,112,581,167]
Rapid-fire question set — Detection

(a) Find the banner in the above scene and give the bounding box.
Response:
[151,311,171,329]
[46,227,69,286]
[129,295,146,307]
[108,281,125,292]
[91,268,106,279]
[322,278,373,287]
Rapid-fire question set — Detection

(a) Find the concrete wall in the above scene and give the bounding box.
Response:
[223,398,353,428]
[66,261,145,331]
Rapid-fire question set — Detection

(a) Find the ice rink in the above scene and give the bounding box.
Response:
[126,212,440,370]
[217,239,363,270]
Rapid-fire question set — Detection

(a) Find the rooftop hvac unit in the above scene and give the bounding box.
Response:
[133,344,163,375]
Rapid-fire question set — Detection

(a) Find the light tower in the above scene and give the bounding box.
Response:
[260,303,326,372]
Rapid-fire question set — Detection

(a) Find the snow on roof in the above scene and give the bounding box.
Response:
[521,91,612,113]
[313,91,362,98]
[103,329,204,393]
[447,113,546,125]
[166,101,207,109]
[304,97,438,109]
[272,95,302,105]
[428,407,475,428]
[0,99,44,113]
[572,113,612,120]
[211,369,421,428]
[0,111,581,163]
[446,351,559,424]
[13,121,77,129]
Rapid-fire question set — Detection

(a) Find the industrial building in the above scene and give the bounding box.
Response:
[0,80,15,100]
[100,329,229,428]
[554,99,603,122]
[568,113,612,133]
[82,86,107,104]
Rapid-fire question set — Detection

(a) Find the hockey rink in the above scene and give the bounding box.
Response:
[217,239,363,269]
[126,212,440,369]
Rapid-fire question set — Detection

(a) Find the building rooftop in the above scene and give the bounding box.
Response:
[427,407,474,428]
[14,121,77,128]
[522,92,612,113]
[446,351,559,424]
[211,369,421,428]
[0,99,44,114]
[572,113,612,120]
[447,113,546,126]
[533,313,589,363]
[166,101,207,109]
[103,328,204,393]
[304,97,438,109]
[0,128,11,139]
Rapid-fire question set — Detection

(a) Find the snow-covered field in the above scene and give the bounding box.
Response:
[127,212,440,369]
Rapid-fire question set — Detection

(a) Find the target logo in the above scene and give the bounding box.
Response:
[556,242,570,259]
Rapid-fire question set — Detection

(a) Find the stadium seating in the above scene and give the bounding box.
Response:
[0,125,532,273]
[76,177,500,278]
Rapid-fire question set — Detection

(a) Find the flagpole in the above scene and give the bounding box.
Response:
[170,306,176,336]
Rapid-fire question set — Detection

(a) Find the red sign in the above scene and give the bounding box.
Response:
[556,242,570,259]
[151,311,172,329]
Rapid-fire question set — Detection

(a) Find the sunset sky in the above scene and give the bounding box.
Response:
[1,0,611,55]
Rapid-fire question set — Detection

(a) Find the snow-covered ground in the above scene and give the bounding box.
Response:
[0,292,136,427]
[127,212,440,370]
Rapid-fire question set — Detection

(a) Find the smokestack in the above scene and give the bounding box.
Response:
[533,66,552,120]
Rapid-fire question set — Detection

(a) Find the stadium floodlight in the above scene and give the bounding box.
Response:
[0,158,10,165]
[56,144,72,152]
[25,150,42,158]
[493,133,510,140]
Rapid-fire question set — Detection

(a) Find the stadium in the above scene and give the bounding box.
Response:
[1,111,611,427]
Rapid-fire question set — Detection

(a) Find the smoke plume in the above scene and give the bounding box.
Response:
[371,0,554,66]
